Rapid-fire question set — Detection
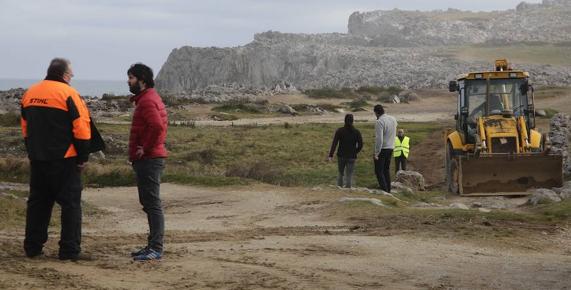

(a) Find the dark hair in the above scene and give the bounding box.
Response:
[344,114,354,127]
[128,63,155,88]
[374,104,385,115]
[46,58,70,79]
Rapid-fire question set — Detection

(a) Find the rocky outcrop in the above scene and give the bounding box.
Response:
[348,0,571,46]
[156,1,571,94]
[0,88,25,114]
[527,188,562,205]
[156,32,571,93]
[549,113,571,176]
[553,181,571,199]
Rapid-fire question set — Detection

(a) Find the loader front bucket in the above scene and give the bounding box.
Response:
[459,154,563,195]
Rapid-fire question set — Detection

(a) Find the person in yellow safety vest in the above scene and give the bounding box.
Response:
[394,129,410,174]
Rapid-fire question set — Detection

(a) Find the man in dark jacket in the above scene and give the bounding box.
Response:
[127,63,168,261]
[21,58,92,261]
[328,114,363,188]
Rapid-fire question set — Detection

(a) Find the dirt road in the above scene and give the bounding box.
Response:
[1,183,569,289]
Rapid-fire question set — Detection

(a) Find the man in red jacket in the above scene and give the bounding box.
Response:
[127,63,168,261]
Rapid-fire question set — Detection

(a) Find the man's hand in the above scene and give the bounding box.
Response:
[374,154,379,161]
[135,146,144,159]
[327,156,333,162]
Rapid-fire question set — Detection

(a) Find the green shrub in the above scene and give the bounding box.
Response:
[0,112,21,127]
[183,149,217,165]
[209,113,239,121]
[225,160,284,183]
[83,165,135,187]
[347,98,370,111]
[304,88,356,99]
[212,102,264,114]
[0,157,29,183]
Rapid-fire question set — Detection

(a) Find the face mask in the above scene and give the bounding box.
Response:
[129,82,141,95]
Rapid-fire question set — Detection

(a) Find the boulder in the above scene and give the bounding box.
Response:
[339,197,386,207]
[449,203,469,210]
[0,88,25,114]
[391,181,414,195]
[553,181,571,200]
[395,170,425,191]
[399,90,420,103]
[535,109,547,117]
[272,103,297,115]
[527,188,562,206]
[559,188,571,200]
[411,202,439,208]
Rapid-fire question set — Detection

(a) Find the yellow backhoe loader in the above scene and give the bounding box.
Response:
[445,59,563,195]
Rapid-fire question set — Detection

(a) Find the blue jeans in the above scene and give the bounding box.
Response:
[337,158,356,188]
[132,158,165,252]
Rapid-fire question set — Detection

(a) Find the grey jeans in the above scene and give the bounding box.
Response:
[337,158,356,188]
[132,158,165,252]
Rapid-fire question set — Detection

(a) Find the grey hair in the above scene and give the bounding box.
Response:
[46,58,71,79]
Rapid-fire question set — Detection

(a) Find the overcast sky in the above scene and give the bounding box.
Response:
[0,0,540,80]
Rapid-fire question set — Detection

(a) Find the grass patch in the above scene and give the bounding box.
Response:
[0,157,29,183]
[84,164,135,187]
[0,189,104,230]
[357,86,402,97]
[0,121,441,188]
[0,112,20,127]
[303,86,405,103]
[534,199,571,221]
[212,100,267,114]
[209,113,239,121]
[345,97,370,112]
[328,198,567,243]
[0,195,27,230]
[304,87,356,99]
[541,108,559,119]
[290,103,342,113]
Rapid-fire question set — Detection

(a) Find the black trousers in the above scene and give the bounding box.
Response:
[133,158,165,252]
[24,158,83,258]
[374,149,393,193]
[395,155,407,174]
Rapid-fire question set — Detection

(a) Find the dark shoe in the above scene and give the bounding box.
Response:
[26,251,45,259]
[130,246,150,257]
[133,248,162,261]
[59,253,93,262]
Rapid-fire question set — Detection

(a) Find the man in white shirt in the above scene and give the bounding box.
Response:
[373,104,397,192]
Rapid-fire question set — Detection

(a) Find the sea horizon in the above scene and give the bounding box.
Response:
[0,78,130,97]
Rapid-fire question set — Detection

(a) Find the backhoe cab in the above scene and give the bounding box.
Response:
[445,59,563,195]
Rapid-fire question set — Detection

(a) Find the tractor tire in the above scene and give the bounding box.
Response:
[448,158,460,194]
[446,143,460,194]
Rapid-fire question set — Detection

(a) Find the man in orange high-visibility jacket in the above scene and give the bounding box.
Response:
[21,58,92,261]
[393,129,410,174]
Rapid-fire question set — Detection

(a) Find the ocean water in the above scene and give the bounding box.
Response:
[0,78,130,97]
